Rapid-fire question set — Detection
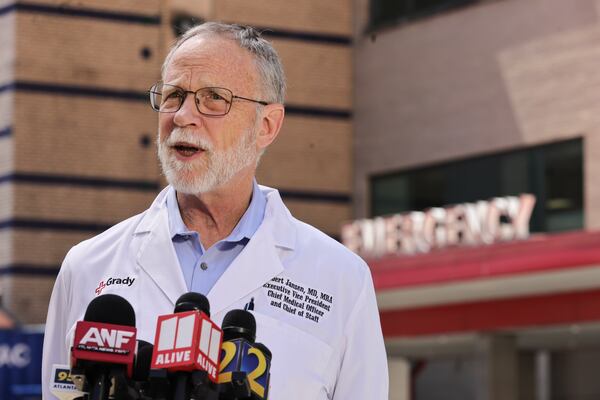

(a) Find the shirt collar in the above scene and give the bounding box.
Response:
[166,179,267,243]
[166,188,194,239]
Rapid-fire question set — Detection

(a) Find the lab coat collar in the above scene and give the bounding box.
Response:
[134,186,187,306]
[133,184,296,313]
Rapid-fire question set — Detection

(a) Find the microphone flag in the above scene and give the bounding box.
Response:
[218,339,271,398]
[71,320,137,377]
[151,310,223,383]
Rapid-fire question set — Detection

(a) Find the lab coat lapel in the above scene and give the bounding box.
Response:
[135,187,187,306]
[208,188,294,315]
[208,220,283,315]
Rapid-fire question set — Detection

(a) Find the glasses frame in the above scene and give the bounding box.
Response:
[148,82,269,116]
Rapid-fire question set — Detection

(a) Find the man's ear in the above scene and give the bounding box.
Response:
[256,104,285,149]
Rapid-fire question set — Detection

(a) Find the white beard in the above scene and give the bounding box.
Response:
[157,125,258,194]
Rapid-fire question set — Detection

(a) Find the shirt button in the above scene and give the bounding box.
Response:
[200,262,208,271]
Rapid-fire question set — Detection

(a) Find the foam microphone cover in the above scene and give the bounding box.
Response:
[83,293,136,326]
[221,309,256,342]
[174,292,211,316]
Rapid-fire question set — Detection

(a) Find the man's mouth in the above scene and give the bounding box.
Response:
[172,142,203,157]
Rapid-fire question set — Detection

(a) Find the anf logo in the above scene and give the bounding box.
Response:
[72,321,136,370]
[95,281,106,295]
[80,327,135,349]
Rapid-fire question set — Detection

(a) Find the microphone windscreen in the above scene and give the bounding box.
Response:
[174,292,211,316]
[132,340,154,381]
[83,294,136,326]
[222,309,256,342]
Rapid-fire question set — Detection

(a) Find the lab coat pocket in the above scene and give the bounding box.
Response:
[252,312,334,400]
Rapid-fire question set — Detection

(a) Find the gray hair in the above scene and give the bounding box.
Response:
[162,22,286,104]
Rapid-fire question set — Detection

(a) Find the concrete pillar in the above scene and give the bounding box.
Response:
[534,351,551,400]
[486,334,518,400]
[388,357,411,400]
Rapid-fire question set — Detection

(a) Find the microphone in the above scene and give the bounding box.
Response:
[127,340,155,400]
[150,292,223,400]
[70,294,137,400]
[132,340,154,382]
[218,310,272,399]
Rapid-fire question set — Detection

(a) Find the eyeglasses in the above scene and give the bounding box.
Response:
[148,81,269,116]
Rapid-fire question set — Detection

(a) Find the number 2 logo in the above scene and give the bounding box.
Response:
[218,341,268,397]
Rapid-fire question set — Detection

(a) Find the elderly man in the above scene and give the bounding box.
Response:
[42,22,388,399]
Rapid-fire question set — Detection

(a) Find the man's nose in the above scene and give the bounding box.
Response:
[173,92,202,127]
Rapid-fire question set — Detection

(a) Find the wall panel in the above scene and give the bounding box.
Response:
[12,230,95,266]
[214,0,351,36]
[0,138,12,175]
[0,92,13,128]
[13,184,157,222]
[16,13,161,90]
[18,0,162,15]
[0,13,15,83]
[0,231,11,266]
[4,276,55,324]
[0,184,11,221]
[257,115,351,193]
[14,93,160,179]
[273,39,351,109]
[284,199,350,236]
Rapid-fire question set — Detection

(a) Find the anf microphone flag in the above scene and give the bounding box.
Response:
[71,320,137,377]
[151,310,223,382]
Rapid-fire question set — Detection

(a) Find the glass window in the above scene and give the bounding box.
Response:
[370,138,583,233]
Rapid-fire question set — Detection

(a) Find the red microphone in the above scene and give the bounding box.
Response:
[150,292,222,400]
[70,294,137,400]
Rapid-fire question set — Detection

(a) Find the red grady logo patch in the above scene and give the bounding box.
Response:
[95,281,106,295]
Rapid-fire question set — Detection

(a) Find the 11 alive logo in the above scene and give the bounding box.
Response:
[71,321,137,370]
[151,310,223,382]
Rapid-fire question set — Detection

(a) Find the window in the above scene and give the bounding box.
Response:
[371,138,583,233]
[370,0,481,30]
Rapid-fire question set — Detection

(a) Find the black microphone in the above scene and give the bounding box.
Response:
[150,292,222,400]
[218,310,272,399]
[126,340,155,400]
[70,294,137,400]
[132,340,153,382]
[174,291,211,314]
[109,340,157,400]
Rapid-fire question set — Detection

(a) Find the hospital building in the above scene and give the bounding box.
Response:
[2,0,600,398]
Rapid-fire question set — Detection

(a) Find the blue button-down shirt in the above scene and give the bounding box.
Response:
[166,181,267,295]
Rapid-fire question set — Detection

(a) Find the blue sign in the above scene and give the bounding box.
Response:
[0,328,43,399]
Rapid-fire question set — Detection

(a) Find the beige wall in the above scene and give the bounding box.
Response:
[213,0,351,36]
[353,0,600,225]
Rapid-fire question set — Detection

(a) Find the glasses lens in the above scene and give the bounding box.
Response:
[196,87,232,115]
[150,83,183,113]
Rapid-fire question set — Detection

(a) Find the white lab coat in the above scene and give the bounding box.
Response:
[42,185,388,399]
